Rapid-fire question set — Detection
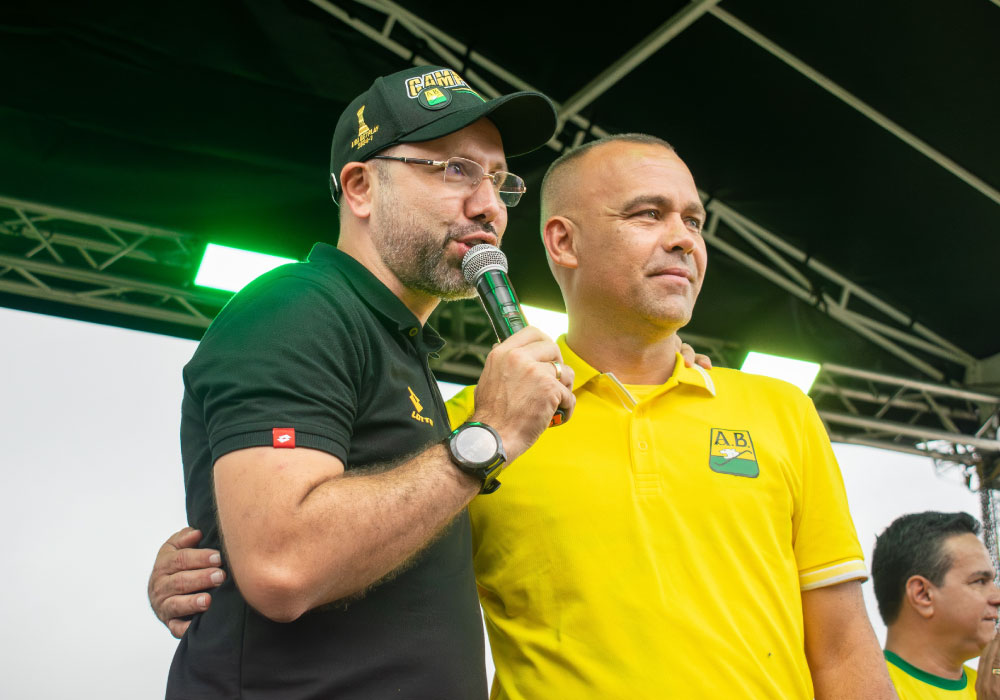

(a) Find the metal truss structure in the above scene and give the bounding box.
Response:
[812,364,1000,477]
[429,297,1000,471]
[311,0,1000,481]
[0,196,228,330]
[308,0,998,379]
[3,4,999,510]
[701,202,977,383]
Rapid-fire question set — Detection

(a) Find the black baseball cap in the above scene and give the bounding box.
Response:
[330,65,557,199]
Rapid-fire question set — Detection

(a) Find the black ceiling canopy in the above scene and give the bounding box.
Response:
[2,0,998,465]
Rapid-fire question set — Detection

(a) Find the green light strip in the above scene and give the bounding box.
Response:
[194,243,298,293]
[741,351,820,393]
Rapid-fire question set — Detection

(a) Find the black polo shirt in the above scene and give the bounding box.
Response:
[167,243,486,699]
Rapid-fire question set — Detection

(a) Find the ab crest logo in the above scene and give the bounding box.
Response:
[708,429,759,478]
[408,386,434,426]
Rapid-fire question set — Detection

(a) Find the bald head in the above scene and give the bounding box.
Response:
[539,134,707,342]
[540,133,675,222]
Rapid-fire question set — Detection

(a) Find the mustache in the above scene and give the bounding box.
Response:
[444,222,498,244]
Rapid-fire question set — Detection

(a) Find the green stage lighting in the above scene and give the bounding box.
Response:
[195,244,298,293]
[740,351,820,393]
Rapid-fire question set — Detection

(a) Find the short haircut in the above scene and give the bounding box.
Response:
[871,511,982,625]
[337,149,394,225]
[540,133,675,220]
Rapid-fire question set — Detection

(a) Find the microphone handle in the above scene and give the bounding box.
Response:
[475,269,527,340]
[474,269,566,427]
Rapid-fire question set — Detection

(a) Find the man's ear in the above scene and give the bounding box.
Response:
[340,162,374,220]
[542,215,579,270]
[904,575,936,619]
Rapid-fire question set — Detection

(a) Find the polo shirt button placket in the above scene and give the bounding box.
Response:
[632,409,660,496]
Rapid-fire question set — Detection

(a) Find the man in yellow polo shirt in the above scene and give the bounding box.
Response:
[443,134,894,699]
[149,134,896,698]
[872,511,1000,699]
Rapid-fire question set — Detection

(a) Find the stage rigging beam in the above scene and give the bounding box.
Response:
[555,0,722,129]
[2,192,996,473]
[430,298,1000,473]
[820,410,1000,454]
[1,2,981,380]
[1,3,983,384]
[703,202,977,382]
[0,196,227,329]
[707,5,1000,208]
[2,3,996,478]
[307,0,979,385]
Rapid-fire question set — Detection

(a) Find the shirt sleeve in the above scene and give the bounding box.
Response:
[183,273,363,465]
[792,393,868,590]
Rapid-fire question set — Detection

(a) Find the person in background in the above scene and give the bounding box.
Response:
[873,511,1000,699]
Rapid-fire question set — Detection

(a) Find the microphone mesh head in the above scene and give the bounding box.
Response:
[461,244,508,284]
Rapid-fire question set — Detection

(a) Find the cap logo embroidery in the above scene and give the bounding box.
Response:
[403,68,471,99]
[350,105,379,150]
[417,86,452,110]
[408,386,434,426]
[451,87,486,102]
[708,429,759,478]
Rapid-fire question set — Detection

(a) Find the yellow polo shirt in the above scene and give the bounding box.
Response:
[447,336,866,699]
[885,651,978,699]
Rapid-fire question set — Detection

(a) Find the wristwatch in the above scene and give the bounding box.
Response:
[445,422,506,494]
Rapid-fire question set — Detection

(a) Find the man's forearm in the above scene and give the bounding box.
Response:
[810,642,898,700]
[215,327,575,623]
[803,581,899,700]
[215,442,480,622]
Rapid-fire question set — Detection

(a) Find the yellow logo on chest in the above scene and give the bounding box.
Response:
[408,386,434,426]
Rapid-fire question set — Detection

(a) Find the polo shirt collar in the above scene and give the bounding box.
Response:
[557,336,601,392]
[307,243,445,354]
[557,335,717,398]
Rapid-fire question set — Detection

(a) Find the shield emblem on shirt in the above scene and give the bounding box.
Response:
[708,429,759,478]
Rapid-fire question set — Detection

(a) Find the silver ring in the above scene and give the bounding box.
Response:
[550,361,562,381]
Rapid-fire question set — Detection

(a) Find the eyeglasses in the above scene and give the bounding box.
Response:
[370,155,527,207]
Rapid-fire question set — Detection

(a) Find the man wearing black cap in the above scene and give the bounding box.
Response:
[163,65,574,699]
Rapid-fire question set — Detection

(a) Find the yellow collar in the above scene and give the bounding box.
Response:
[557,335,717,401]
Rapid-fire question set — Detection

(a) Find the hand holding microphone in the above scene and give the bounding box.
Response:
[462,244,571,433]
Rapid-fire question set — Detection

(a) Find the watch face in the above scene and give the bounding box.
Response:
[454,425,498,464]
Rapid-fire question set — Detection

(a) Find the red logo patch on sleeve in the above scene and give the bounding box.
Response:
[272,428,296,448]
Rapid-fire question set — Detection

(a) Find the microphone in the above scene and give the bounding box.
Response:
[461,244,565,426]
[461,244,526,340]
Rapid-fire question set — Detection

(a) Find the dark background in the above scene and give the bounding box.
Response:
[2,0,997,386]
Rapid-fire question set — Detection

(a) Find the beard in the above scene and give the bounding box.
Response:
[371,189,494,301]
